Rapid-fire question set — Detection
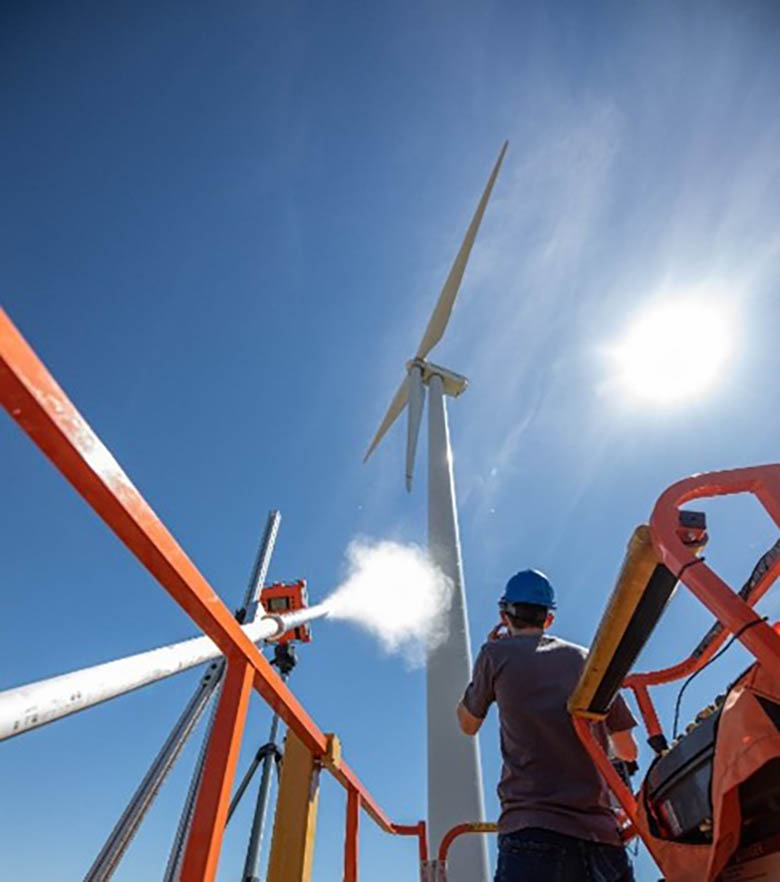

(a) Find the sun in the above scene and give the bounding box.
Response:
[610,298,735,405]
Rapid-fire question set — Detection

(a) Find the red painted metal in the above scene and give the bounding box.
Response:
[628,683,663,741]
[648,466,780,678]
[0,308,425,877]
[418,821,429,864]
[392,821,429,862]
[344,787,361,882]
[181,659,254,881]
[622,466,780,727]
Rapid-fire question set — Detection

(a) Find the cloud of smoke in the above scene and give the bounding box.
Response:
[323,539,453,667]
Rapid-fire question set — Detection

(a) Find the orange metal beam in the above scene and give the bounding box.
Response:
[628,683,664,741]
[0,309,327,756]
[0,308,418,874]
[344,788,361,882]
[623,539,779,691]
[620,466,780,742]
[648,465,780,679]
[181,659,254,882]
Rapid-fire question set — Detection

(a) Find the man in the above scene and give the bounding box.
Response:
[458,569,638,882]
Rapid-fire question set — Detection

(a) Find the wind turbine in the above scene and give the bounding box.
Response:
[364,141,507,882]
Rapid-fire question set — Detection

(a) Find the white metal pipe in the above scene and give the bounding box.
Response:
[0,612,319,742]
[263,602,331,638]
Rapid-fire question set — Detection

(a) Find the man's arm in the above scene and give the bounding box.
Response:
[457,701,483,736]
[458,645,494,736]
[610,729,638,762]
[605,692,639,761]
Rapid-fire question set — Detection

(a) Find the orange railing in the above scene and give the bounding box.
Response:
[437,822,497,862]
[0,307,428,880]
[572,465,780,854]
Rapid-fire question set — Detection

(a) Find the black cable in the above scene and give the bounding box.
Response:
[671,615,768,739]
[677,556,706,580]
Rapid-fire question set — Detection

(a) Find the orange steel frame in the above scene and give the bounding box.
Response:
[571,464,780,863]
[0,307,429,880]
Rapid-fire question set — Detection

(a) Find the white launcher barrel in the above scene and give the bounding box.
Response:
[0,604,331,742]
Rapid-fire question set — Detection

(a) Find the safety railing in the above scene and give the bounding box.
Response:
[429,823,497,881]
[569,465,780,857]
[0,308,427,881]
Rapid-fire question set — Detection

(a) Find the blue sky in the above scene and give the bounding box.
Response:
[2,1,779,879]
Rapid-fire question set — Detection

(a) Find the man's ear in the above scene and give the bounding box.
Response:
[543,612,555,630]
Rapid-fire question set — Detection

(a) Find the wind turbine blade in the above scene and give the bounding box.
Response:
[363,377,409,463]
[416,140,508,360]
[405,365,425,491]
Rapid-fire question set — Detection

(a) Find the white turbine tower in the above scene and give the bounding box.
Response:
[364,141,507,882]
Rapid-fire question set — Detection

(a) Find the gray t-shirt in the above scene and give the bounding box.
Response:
[462,633,637,845]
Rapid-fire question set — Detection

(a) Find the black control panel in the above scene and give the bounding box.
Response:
[646,702,723,842]
[646,692,780,848]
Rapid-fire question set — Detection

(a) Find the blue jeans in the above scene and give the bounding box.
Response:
[495,828,635,882]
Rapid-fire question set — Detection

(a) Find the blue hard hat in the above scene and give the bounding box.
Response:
[500,569,556,609]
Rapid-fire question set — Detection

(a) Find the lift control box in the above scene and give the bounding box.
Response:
[676,510,708,547]
[260,580,312,644]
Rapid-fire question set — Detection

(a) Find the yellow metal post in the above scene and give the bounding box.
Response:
[568,526,659,720]
[266,729,321,882]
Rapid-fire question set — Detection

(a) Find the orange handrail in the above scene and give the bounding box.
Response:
[393,821,429,863]
[0,308,424,880]
[437,822,498,863]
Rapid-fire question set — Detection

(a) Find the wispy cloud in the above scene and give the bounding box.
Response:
[439,35,780,529]
[450,97,623,513]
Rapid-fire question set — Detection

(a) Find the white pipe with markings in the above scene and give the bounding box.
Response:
[0,604,331,742]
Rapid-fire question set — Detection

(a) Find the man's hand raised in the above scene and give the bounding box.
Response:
[487,623,508,642]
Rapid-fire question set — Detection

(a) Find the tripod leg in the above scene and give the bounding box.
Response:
[83,662,221,882]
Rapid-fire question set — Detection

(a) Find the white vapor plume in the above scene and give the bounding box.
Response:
[322,539,453,667]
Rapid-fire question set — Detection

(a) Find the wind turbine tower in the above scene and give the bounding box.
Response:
[365,141,508,882]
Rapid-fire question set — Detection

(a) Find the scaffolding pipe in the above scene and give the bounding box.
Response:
[83,664,220,882]
[0,606,330,743]
[163,678,224,882]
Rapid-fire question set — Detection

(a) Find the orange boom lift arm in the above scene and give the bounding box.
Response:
[569,465,780,880]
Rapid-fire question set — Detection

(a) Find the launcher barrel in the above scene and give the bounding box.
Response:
[264,602,331,639]
[0,605,330,742]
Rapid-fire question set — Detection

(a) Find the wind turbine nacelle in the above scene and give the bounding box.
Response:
[405,360,468,397]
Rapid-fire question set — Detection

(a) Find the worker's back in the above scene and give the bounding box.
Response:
[463,633,633,845]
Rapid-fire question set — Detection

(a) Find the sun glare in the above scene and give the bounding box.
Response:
[611,299,734,405]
